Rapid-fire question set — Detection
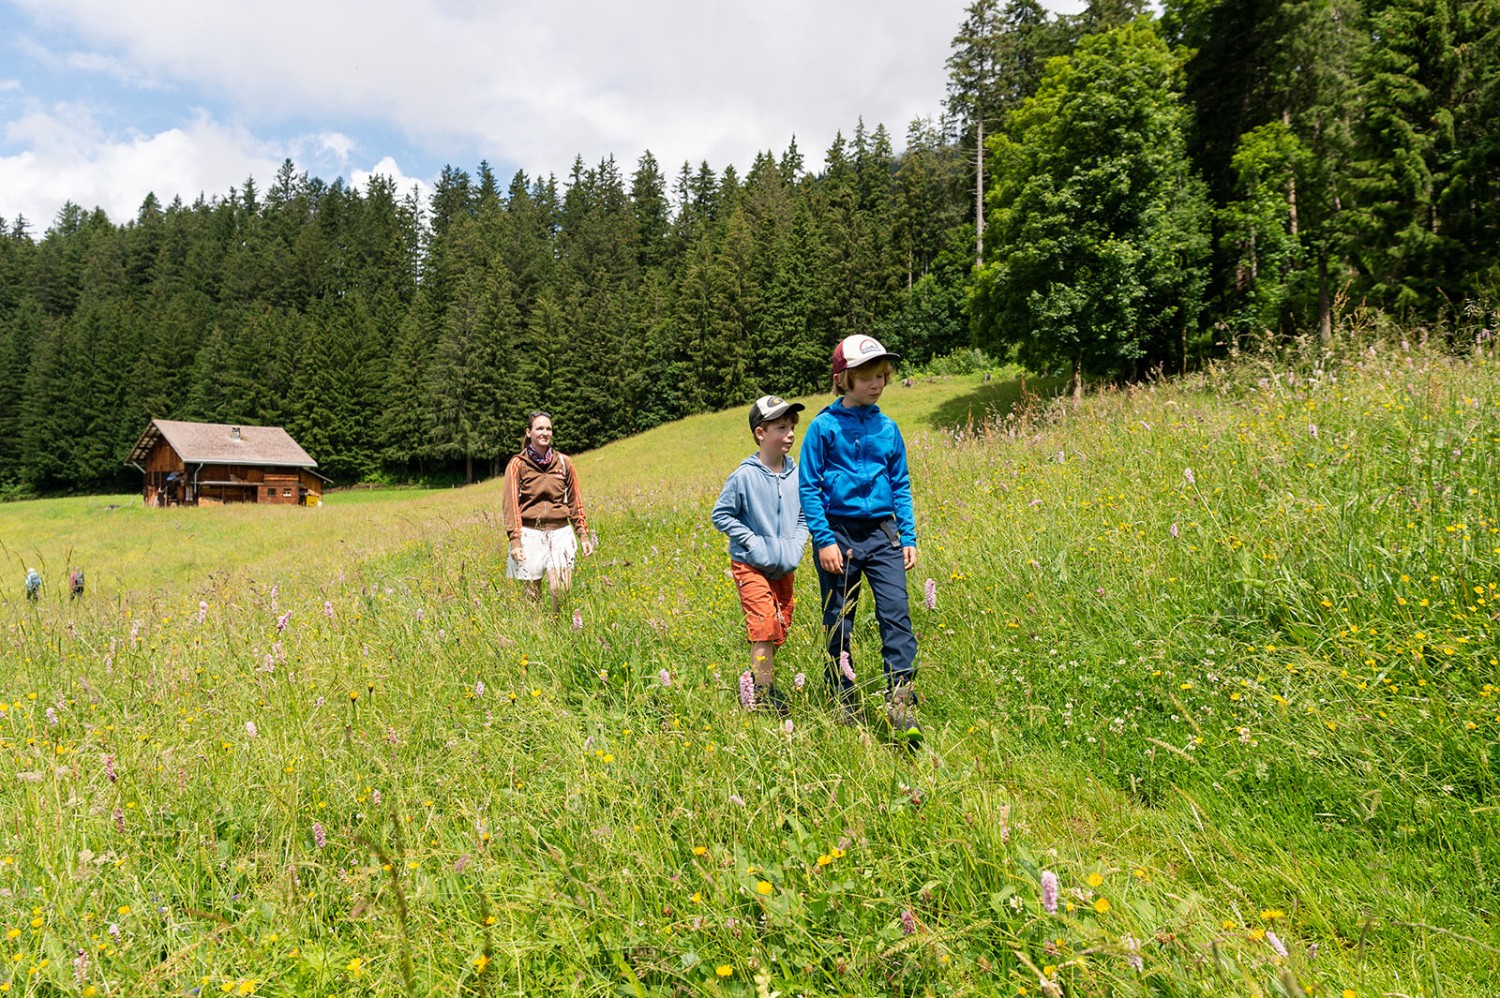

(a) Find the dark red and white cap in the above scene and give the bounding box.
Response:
[831,335,901,375]
[749,395,805,431]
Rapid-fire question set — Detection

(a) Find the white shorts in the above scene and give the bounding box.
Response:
[506,525,578,581]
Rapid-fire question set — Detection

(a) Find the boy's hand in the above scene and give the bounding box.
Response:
[508,539,524,562]
[902,546,918,570]
[817,544,845,575]
[580,535,595,557]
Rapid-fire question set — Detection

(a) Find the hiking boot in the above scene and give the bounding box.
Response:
[762,685,790,718]
[886,682,922,745]
[834,684,861,725]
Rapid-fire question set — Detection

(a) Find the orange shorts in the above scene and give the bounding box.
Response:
[731,561,796,646]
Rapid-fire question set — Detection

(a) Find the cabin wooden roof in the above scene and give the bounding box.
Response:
[126,419,319,469]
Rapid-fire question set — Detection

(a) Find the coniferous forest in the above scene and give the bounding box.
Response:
[1,0,1496,496]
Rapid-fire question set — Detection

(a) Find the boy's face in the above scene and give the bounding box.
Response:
[843,364,889,407]
[756,416,797,457]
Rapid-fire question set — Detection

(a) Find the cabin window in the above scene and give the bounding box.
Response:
[283,488,293,497]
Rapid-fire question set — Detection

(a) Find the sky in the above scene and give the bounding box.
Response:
[0,0,1086,232]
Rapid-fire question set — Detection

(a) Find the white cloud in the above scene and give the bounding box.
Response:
[14,0,971,179]
[350,156,434,208]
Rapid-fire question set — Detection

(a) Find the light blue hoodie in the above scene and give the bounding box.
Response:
[711,455,809,579]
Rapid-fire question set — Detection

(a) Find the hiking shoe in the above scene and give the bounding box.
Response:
[834,684,861,725]
[763,685,790,718]
[886,683,922,745]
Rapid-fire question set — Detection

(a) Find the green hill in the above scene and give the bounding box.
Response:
[0,344,1495,996]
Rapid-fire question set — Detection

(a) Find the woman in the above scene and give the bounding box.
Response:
[502,411,594,610]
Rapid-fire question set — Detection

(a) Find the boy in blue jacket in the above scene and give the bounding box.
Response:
[799,335,921,742]
[712,396,809,713]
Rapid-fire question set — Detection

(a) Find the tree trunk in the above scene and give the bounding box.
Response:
[465,454,473,485]
[1071,353,1083,404]
[975,117,985,267]
[1318,251,1332,344]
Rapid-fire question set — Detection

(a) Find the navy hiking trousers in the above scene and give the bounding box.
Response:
[817,516,917,694]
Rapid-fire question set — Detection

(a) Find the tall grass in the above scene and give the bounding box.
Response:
[0,334,1495,996]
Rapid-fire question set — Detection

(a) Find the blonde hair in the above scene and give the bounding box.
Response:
[834,357,895,395]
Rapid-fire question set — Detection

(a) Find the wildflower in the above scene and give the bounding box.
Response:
[473,953,489,972]
[756,881,773,896]
[197,601,208,624]
[1308,423,1319,439]
[312,822,327,849]
[1094,897,1111,914]
[113,807,125,834]
[1267,929,1288,958]
[1040,871,1059,913]
[900,908,916,935]
[73,948,88,985]
[784,719,794,735]
[739,671,755,710]
[371,789,381,807]
[999,803,1011,844]
[346,957,363,979]
[1087,872,1104,888]
[45,707,58,727]
[245,721,258,738]
[103,754,116,783]
[572,608,583,630]
[924,578,937,610]
[839,652,856,683]
[454,854,471,874]
[1183,467,1196,486]
[324,600,334,621]
[276,611,291,634]
[1123,934,1143,972]
[728,794,745,807]
[715,965,732,978]
[1170,522,1179,539]
[106,924,120,943]
[270,585,279,611]
[474,680,485,698]
[658,669,671,687]
[794,672,806,690]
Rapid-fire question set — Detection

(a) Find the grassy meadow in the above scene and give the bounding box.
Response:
[0,335,1497,997]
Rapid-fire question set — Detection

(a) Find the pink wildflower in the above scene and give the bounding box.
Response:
[312,821,327,849]
[1041,870,1059,913]
[1170,522,1179,539]
[728,794,745,807]
[572,608,583,630]
[103,753,117,783]
[1183,467,1196,486]
[658,669,671,687]
[371,789,382,807]
[784,719,794,735]
[794,672,806,690]
[1266,929,1288,958]
[324,600,335,620]
[245,720,258,738]
[839,652,856,683]
[113,806,126,834]
[739,670,756,710]
[924,578,936,610]
[276,610,291,634]
[900,909,916,935]
[474,680,485,698]
[197,600,208,624]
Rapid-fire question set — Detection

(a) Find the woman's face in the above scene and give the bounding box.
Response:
[528,416,554,449]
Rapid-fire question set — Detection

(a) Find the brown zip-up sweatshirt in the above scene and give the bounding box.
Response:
[503,451,589,542]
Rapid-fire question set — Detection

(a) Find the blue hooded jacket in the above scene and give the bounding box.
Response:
[798,401,917,551]
[711,455,809,578]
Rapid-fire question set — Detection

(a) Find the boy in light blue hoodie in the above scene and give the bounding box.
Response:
[711,395,809,714]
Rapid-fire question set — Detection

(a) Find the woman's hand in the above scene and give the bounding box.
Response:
[581,535,595,557]
[902,545,918,571]
[508,539,524,562]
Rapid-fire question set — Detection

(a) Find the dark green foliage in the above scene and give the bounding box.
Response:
[2,0,1497,495]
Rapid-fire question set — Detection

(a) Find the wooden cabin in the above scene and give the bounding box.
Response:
[126,420,330,507]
